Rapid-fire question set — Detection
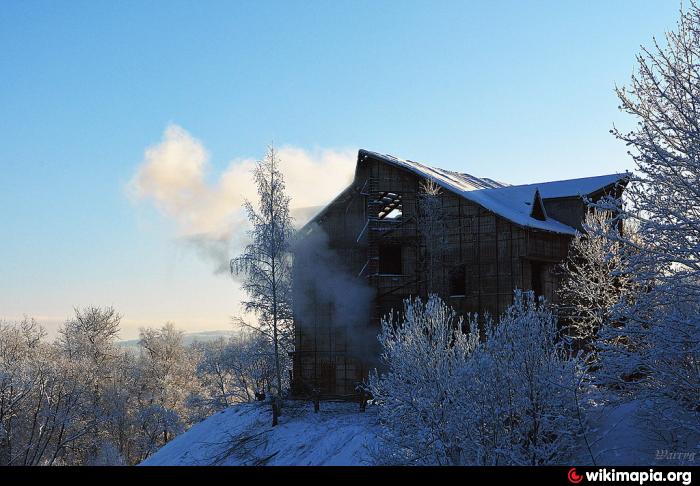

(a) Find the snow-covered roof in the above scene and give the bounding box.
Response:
[360,150,628,235]
[509,173,629,200]
[360,150,509,192]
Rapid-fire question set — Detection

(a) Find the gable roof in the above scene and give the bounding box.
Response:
[359,149,629,235]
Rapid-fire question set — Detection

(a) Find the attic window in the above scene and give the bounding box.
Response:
[375,192,403,220]
[530,190,547,221]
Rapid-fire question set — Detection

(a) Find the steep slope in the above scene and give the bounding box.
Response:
[141,401,380,466]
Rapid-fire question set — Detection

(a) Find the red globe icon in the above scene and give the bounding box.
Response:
[568,468,584,484]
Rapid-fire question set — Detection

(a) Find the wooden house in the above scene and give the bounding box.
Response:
[291,149,626,397]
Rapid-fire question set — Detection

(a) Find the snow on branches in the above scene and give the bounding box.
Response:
[369,292,587,465]
[592,2,700,437]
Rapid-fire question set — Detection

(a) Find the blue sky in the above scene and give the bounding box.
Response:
[0,1,681,338]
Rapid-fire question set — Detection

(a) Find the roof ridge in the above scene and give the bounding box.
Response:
[359,149,628,235]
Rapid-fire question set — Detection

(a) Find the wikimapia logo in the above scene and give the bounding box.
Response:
[568,468,584,484]
[567,467,693,485]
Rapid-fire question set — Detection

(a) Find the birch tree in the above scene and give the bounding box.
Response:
[417,178,446,293]
[231,145,294,424]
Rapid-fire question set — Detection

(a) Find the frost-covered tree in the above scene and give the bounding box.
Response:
[58,306,122,463]
[231,145,294,423]
[134,323,199,459]
[193,332,276,414]
[133,404,183,461]
[558,211,632,352]
[222,332,276,402]
[194,337,237,412]
[0,317,98,465]
[468,291,586,465]
[1,314,219,466]
[370,292,587,465]
[19,342,93,465]
[0,318,49,465]
[0,318,44,465]
[593,3,700,436]
[368,294,479,465]
[100,348,140,465]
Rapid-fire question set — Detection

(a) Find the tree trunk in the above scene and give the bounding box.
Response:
[271,397,279,427]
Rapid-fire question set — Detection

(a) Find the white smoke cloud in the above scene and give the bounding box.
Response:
[128,124,356,273]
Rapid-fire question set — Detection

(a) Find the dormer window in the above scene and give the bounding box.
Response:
[530,189,547,221]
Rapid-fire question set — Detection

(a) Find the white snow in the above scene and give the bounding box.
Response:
[520,174,629,200]
[360,150,628,235]
[576,399,699,466]
[141,398,696,466]
[140,401,380,466]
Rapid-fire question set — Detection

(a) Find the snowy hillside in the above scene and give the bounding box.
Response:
[141,401,380,466]
[142,398,697,466]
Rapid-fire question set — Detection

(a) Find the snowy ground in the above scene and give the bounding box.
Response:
[579,399,699,466]
[142,399,697,466]
[141,400,380,466]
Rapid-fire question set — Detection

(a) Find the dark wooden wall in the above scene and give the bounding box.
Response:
[293,154,574,397]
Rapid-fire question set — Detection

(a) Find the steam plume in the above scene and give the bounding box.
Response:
[128,124,355,272]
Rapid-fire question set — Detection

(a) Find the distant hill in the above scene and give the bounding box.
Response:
[119,329,238,351]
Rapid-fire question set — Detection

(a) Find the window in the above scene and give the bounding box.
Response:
[375,192,403,220]
[378,245,403,274]
[449,264,466,296]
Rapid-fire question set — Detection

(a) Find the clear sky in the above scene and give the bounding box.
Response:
[0,1,681,339]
